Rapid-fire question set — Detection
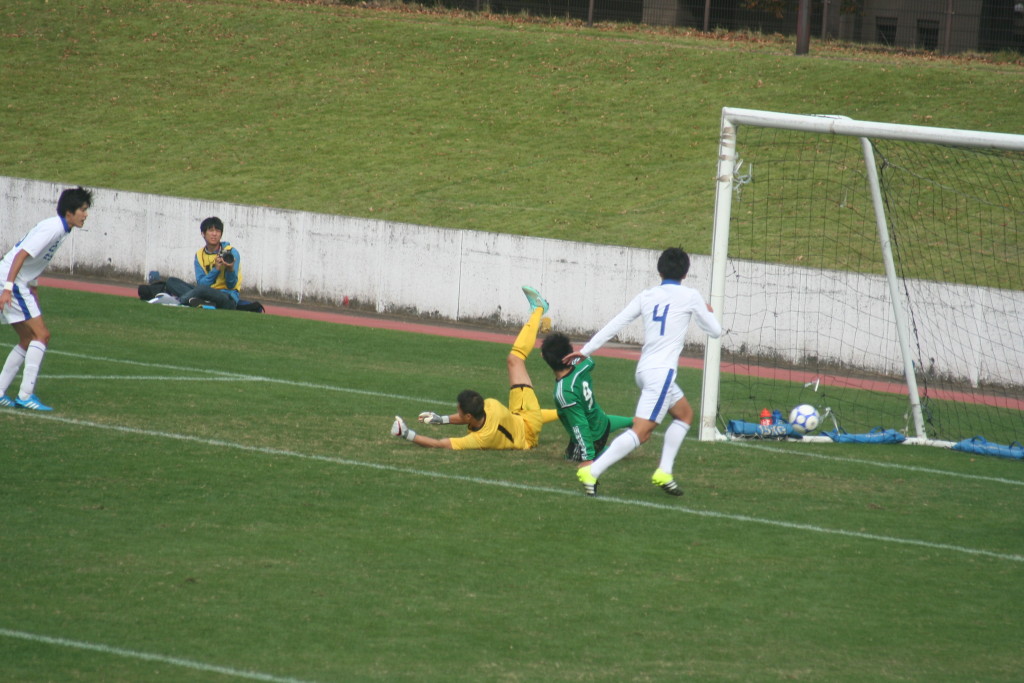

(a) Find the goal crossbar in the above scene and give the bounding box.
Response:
[714,108,1024,151]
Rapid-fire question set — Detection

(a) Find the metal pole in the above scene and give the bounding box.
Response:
[860,137,928,440]
[796,0,811,54]
[942,0,954,54]
[699,111,738,442]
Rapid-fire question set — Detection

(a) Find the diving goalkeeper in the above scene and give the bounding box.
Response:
[390,286,559,450]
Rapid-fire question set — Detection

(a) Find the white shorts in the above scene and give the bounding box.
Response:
[1,284,41,325]
[633,368,683,423]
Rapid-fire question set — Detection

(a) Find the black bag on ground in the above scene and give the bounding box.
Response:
[138,282,166,300]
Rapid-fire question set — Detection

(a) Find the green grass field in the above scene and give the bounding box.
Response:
[2,291,1022,681]
[3,2,1023,678]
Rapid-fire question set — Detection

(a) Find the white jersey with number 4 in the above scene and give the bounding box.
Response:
[580,280,722,373]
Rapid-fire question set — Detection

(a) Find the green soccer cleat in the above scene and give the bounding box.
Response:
[522,285,549,315]
[577,464,598,496]
[652,468,683,496]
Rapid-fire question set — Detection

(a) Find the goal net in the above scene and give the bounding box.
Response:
[698,108,1024,448]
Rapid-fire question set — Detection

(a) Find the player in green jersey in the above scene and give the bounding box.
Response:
[541,332,632,463]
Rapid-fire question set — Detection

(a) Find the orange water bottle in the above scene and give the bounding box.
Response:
[759,409,772,426]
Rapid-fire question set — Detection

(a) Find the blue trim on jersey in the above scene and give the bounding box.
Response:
[60,215,70,233]
[660,279,681,285]
[646,368,676,421]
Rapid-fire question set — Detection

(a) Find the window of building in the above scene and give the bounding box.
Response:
[917,19,939,50]
[876,16,898,46]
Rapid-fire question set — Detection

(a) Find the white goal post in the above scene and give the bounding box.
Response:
[698,108,1024,447]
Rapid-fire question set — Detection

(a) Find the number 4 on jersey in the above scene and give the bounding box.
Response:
[652,304,670,336]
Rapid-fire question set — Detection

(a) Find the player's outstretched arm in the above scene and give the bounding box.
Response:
[391,416,453,449]
[695,300,723,339]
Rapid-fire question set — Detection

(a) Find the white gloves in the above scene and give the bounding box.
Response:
[392,412,450,442]
[391,415,417,441]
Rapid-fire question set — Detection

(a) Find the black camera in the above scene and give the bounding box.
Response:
[220,250,235,264]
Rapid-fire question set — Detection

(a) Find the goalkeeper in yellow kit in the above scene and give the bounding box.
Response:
[390,286,558,450]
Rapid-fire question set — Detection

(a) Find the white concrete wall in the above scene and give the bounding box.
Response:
[1,177,1020,387]
[0,177,668,339]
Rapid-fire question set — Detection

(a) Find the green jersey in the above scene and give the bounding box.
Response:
[553,356,614,461]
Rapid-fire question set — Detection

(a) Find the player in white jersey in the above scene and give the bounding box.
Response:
[0,186,94,411]
[564,247,722,496]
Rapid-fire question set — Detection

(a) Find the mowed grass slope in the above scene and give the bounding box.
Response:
[1,0,1022,254]
[1,291,1022,681]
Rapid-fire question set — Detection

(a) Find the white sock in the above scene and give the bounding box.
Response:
[590,429,641,479]
[659,420,690,474]
[0,345,26,396]
[18,340,46,400]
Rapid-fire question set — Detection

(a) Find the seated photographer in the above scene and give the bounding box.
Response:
[164,216,242,309]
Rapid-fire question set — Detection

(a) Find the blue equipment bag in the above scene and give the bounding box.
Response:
[823,427,906,444]
[727,420,802,439]
[952,437,1024,460]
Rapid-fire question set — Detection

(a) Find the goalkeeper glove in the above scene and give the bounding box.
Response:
[391,415,417,441]
[418,411,449,425]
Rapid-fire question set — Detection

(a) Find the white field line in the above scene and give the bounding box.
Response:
[48,375,251,381]
[730,440,1024,487]
[6,409,1024,564]
[0,628,318,683]
[48,350,449,405]
[48,350,1024,488]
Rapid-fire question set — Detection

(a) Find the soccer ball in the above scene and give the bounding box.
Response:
[788,404,820,434]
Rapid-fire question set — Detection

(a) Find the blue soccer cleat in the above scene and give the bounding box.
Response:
[522,285,549,315]
[0,395,15,408]
[15,394,53,411]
